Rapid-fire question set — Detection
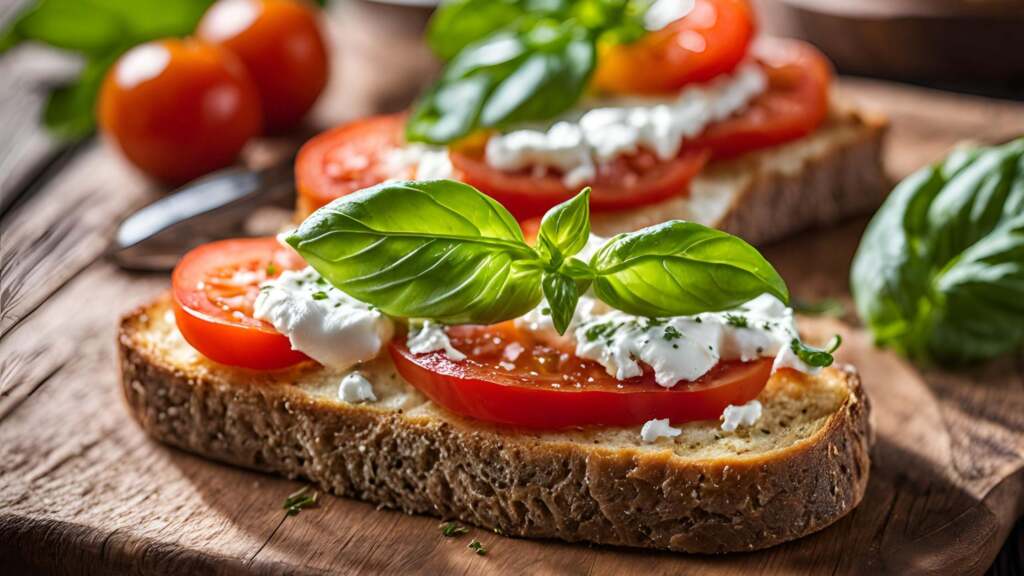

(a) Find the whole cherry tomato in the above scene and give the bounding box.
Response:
[197,0,329,132]
[99,39,262,184]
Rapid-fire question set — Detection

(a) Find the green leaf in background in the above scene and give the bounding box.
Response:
[43,52,120,139]
[427,0,532,61]
[851,138,1024,364]
[2,0,219,140]
[8,0,124,54]
[410,0,651,144]
[287,180,545,325]
[537,187,590,266]
[589,221,790,318]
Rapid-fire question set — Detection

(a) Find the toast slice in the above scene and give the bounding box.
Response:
[119,296,872,554]
[591,103,888,243]
[293,103,888,246]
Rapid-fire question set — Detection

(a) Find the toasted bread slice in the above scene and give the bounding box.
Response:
[293,103,888,245]
[119,296,872,553]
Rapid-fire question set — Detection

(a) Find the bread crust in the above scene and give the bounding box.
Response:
[118,300,872,554]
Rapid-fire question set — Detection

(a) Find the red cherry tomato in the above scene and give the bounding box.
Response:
[295,114,410,216]
[593,0,755,94]
[691,39,832,159]
[197,0,329,132]
[171,237,309,370]
[450,146,710,220]
[390,322,772,429]
[99,39,262,184]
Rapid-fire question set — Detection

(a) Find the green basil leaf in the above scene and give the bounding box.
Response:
[90,0,212,40]
[927,139,1024,266]
[427,0,530,60]
[589,221,789,317]
[287,179,544,325]
[542,272,579,335]
[407,21,595,144]
[852,138,1024,363]
[537,187,590,265]
[44,52,120,140]
[479,24,594,128]
[790,335,840,368]
[7,0,123,54]
[929,213,1024,362]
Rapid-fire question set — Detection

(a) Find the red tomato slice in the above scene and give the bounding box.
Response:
[390,323,771,429]
[295,114,410,217]
[172,237,309,370]
[692,39,832,159]
[593,0,756,95]
[450,146,710,220]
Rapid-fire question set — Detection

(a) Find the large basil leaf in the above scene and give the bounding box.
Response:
[852,138,1024,363]
[406,24,595,145]
[287,180,544,325]
[929,213,1024,362]
[589,221,789,317]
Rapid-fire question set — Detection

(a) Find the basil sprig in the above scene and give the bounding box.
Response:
[288,179,790,337]
[407,0,652,145]
[851,138,1024,364]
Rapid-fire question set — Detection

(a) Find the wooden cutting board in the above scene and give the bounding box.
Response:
[2,27,1024,576]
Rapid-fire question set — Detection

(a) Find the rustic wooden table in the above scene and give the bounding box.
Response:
[2,3,1024,575]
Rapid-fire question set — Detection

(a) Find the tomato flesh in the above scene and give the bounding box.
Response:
[390,323,771,429]
[693,39,832,159]
[593,0,755,95]
[450,146,710,220]
[171,237,308,370]
[295,114,410,217]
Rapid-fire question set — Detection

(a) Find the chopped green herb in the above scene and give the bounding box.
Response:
[541,307,551,315]
[663,325,682,341]
[440,521,469,537]
[584,321,618,343]
[790,335,841,368]
[316,277,327,285]
[468,539,487,556]
[725,314,748,328]
[312,291,328,300]
[266,263,278,276]
[282,486,318,516]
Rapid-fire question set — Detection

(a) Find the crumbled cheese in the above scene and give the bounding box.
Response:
[721,399,763,432]
[384,143,454,181]
[484,62,767,187]
[254,267,394,371]
[563,294,809,388]
[640,418,682,443]
[339,372,376,403]
[407,321,466,360]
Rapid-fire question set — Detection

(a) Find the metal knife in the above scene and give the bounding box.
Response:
[111,161,295,271]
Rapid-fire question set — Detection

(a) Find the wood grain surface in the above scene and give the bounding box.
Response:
[2,5,1024,573]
